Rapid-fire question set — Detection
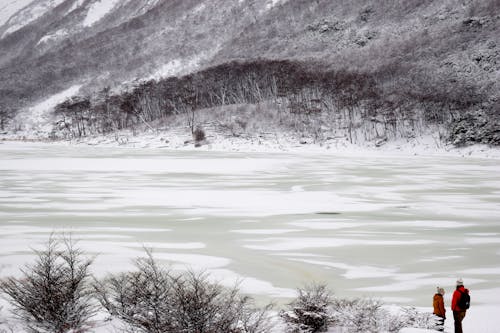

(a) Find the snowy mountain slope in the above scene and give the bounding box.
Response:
[0,0,35,28]
[0,0,66,38]
[0,0,270,108]
[82,0,120,27]
[0,0,498,141]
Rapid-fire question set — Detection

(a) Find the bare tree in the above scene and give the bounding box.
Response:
[93,250,176,333]
[94,250,272,333]
[0,235,97,333]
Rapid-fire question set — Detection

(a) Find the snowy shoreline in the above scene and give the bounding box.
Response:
[2,128,500,160]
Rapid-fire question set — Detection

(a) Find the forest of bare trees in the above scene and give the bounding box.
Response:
[51,59,499,146]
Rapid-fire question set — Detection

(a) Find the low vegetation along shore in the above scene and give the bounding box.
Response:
[0,235,439,333]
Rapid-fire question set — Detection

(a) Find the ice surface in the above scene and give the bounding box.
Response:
[244,237,434,251]
[1,142,499,332]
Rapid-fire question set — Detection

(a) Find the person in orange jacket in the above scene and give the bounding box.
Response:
[451,278,469,333]
[433,287,446,331]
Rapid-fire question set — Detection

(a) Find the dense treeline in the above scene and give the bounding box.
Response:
[52,58,499,145]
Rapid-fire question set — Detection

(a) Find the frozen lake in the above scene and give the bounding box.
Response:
[1,142,499,309]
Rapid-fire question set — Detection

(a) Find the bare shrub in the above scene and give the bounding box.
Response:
[94,250,272,333]
[193,125,206,142]
[280,283,333,333]
[0,235,97,333]
[171,270,271,333]
[93,251,176,332]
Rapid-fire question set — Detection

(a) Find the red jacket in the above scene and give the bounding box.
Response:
[452,286,469,311]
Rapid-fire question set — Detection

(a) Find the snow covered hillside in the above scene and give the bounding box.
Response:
[0,0,498,136]
[0,0,35,28]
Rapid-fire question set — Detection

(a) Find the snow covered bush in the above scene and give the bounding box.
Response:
[0,236,97,333]
[280,284,439,333]
[280,283,333,333]
[94,250,272,333]
[399,306,439,331]
[330,297,406,333]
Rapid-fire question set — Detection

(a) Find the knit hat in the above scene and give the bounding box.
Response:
[456,278,464,286]
[437,287,445,295]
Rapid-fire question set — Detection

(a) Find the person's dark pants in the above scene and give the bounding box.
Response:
[453,310,466,333]
[434,315,445,331]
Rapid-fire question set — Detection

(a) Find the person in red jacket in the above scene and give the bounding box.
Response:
[433,287,446,331]
[451,278,469,333]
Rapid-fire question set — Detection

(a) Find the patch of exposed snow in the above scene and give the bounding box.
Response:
[0,0,35,28]
[149,46,221,80]
[10,85,82,138]
[36,28,68,45]
[192,3,206,14]
[290,258,398,279]
[209,268,297,298]
[1,0,65,38]
[153,58,185,78]
[264,0,287,11]
[82,0,120,27]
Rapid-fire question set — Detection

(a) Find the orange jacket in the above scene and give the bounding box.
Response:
[452,286,469,311]
[433,293,446,318]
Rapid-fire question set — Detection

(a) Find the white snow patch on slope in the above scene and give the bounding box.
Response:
[82,0,120,27]
[149,47,221,80]
[1,0,65,38]
[29,85,82,118]
[265,0,287,10]
[149,57,200,80]
[65,0,85,14]
[12,85,82,137]
[192,3,206,14]
[37,28,68,45]
[0,0,35,28]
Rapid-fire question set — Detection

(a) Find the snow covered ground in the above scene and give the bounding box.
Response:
[47,123,500,160]
[82,0,121,27]
[0,0,65,38]
[0,0,35,28]
[7,84,82,138]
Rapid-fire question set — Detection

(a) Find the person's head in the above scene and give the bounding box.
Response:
[456,278,464,288]
[437,287,445,295]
